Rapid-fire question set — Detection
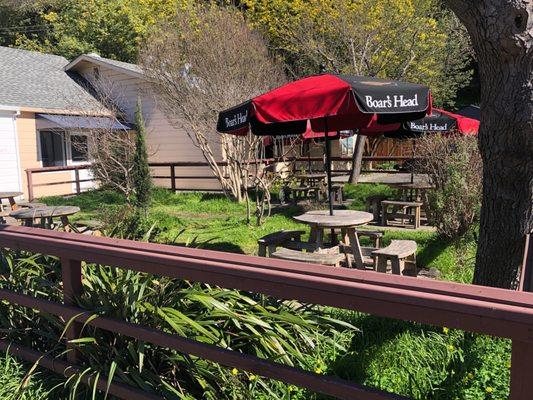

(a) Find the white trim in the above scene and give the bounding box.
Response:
[11,112,23,194]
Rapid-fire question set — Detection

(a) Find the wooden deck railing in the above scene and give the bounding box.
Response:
[25,156,415,199]
[0,225,532,399]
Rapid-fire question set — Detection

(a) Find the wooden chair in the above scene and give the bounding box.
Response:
[372,240,417,276]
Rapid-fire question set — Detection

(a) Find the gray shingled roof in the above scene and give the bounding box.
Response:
[0,46,103,112]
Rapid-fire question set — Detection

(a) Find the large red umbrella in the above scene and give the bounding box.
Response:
[217,74,432,215]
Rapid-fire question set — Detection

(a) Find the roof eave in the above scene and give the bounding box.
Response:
[0,104,113,117]
[64,55,145,80]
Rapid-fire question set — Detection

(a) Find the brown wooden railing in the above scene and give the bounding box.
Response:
[25,157,414,200]
[0,225,532,399]
[26,164,93,201]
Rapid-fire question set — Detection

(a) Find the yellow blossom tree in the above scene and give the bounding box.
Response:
[243,0,472,106]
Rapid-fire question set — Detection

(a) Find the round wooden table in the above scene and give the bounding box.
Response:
[10,206,80,229]
[294,210,374,269]
[0,191,23,212]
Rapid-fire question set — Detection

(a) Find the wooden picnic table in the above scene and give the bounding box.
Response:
[294,173,327,187]
[10,206,80,229]
[388,182,434,202]
[0,191,23,212]
[294,210,374,269]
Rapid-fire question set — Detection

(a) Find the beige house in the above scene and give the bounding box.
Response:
[0,46,220,201]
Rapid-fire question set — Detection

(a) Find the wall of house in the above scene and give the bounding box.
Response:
[77,64,223,191]
[16,112,73,199]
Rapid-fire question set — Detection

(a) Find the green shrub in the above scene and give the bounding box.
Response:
[415,134,482,239]
[0,248,355,399]
[132,98,152,210]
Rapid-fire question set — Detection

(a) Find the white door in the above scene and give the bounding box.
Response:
[0,112,22,193]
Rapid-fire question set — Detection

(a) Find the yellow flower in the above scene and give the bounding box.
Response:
[486,387,494,394]
[231,368,238,376]
[442,327,449,334]
[249,374,256,381]
[315,367,323,374]
[447,344,455,351]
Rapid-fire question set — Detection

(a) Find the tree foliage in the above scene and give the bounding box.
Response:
[8,0,192,62]
[141,4,287,211]
[133,98,152,210]
[243,0,473,106]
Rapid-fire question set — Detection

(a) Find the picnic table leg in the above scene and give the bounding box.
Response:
[381,203,388,226]
[8,196,18,211]
[347,228,365,269]
[60,216,72,231]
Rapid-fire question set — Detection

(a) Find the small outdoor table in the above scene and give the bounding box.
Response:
[294,210,374,269]
[10,206,80,229]
[294,173,327,187]
[0,191,23,212]
[389,182,433,202]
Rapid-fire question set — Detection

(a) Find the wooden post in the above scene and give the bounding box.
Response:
[61,257,83,364]
[511,234,533,399]
[74,168,81,195]
[26,170,34,201]
[170,165,176,192]
[510,340,533,399]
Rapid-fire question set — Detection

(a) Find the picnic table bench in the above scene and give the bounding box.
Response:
[372,240,417,276]
[271,247,344,267]
[381,200,423,229]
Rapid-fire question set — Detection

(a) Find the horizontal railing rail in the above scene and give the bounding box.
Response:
[24,156,415,199]
[26,164,93,201]
[0,225,532,399]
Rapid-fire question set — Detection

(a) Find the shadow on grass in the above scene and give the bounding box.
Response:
[416,234,453,269]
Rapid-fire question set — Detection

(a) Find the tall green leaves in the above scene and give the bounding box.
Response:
[132,98,152,211]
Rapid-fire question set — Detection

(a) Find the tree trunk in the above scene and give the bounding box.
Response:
[349,135,366,184]
[445,1,533,288]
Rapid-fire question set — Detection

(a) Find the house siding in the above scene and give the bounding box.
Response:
[16,112,73,199]
[77,65,222,191]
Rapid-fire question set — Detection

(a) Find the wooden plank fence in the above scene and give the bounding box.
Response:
[25,156,416,200]
[0,225,532,399]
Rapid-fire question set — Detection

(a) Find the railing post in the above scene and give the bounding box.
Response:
[512,234,533,398]
[26,169,34,201]
[510,340,533,399]
[170,165,176,192]
[61,257,83,364]
[74,168,81,195]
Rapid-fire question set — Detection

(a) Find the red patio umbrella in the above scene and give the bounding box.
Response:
[217,74,432,215]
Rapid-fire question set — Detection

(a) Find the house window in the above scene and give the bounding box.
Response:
[39,131,66,167]
[71,135,88,162]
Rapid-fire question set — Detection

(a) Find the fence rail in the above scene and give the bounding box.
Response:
[25,156,415,200]
[0,225,532,399]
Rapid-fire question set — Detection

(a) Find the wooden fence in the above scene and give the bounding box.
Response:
[25,156,414,200]
[0,225,532,399]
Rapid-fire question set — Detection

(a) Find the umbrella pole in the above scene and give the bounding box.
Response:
[411,139,415,184]
[324,117,334,216]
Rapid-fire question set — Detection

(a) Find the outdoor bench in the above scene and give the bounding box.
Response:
[257,230,306,257]
[271,247,344,267]
[372,239,417,276]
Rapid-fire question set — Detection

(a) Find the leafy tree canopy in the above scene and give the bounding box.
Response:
[243,0,473,107]
[8,0,192,62]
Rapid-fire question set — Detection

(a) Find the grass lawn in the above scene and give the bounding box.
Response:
[13,185,506,399]
[41,185,476,282]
